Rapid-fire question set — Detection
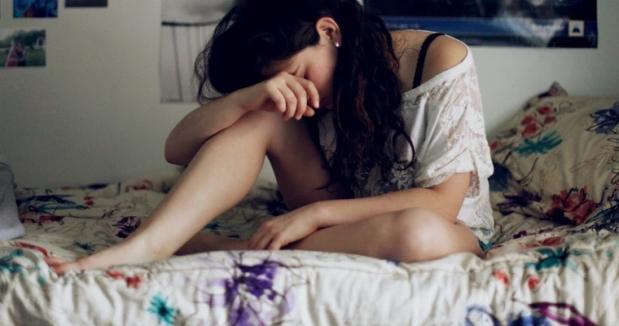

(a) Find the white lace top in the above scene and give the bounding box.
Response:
[316,43,495,244]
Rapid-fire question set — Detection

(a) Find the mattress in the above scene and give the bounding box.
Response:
[1,169,617,325]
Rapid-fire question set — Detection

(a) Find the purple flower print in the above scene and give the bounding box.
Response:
[202,253,296,326]
[530,302,596,326]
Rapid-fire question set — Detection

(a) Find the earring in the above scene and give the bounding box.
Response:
[334,41,341,48]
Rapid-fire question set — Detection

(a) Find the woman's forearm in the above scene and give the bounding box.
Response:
[315,187,458,228]
[164,92,248,165]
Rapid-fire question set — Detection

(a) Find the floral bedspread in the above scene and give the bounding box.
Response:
[1,169,618,325]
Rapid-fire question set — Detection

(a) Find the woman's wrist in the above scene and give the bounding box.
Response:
[310,200,334,229]
[227,88,254,113]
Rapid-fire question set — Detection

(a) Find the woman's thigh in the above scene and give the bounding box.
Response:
[283,208,484,262]
[266,116,346,210]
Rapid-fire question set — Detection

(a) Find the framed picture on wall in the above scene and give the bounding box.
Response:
[65,0,108,7]
[0,28,46,68]
[13,0,58,18]
[364,0,598,48]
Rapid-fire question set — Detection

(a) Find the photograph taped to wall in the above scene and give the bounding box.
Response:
[160,0,236,103]
[0,28,46,68]
[13,0,58,18]
[65,0,107,7]
[364,0,598,48]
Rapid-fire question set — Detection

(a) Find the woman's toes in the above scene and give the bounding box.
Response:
[44,256,84,275]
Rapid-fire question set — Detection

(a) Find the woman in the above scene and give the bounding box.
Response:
[4,40,27,67]
[48,0,494,274]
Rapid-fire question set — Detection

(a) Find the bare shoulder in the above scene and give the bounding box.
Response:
[424,33,469,78]
[390,30,469,92]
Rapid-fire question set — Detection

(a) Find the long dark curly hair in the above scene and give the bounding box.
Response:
[195,0,416,196]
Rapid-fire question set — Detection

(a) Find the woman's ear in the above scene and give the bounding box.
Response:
[316,17,342,46]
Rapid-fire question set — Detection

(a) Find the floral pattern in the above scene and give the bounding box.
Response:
[489,82,619,226]
[148,293,177,325]
[0,167,616,324]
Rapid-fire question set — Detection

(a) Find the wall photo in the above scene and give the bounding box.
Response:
[65,0,108,8]
[0,28,46,68]
[364,0,598,48]
[13,0,58,18]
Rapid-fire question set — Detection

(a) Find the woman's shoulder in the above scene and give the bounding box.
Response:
[391,29,472,94]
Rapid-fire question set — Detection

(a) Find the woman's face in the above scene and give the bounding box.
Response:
[264,28,340,109]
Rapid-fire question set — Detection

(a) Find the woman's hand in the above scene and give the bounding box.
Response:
[233,71,320,121]
[248,204,321,250]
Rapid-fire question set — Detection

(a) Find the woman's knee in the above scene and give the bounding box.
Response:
[233,111,303,154]
[216,110,287,150]
[234,110,284,134]
[383,208,448,262]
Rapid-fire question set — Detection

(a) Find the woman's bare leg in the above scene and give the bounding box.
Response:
[175,233,249,254]
[48,111,339,273]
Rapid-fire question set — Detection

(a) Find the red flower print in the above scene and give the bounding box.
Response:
[490,140,499,151]
[527,276,540,290]
[37,214,65,225]
[105,270,143,289]
[492,270,511,286]
[106,270,124,280]
[126,275,143,289]
[521,115,536,125]
[521,122,540,138]
[540,236,563,246]
[545,187,599,224]
[543,116,556,124]
[13,241,50,258]
[537,106,553,115]
[83,196,95,206]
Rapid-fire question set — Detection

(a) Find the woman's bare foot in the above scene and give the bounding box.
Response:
[45,236,162,275]
[175,232,249,255]
[45,233,249,275]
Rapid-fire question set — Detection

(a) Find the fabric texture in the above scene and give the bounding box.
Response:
[1,170,618,324]
[0,154,25,241]
[488,82,619,226]
[316,36,495,244]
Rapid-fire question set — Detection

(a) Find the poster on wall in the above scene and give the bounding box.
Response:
[160,0,235,103]
[13,0,58,18]
[364,0,598,48]
[65,0,108,7]
[0,28,46,68]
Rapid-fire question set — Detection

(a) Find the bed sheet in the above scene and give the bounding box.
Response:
[1,169,618,325]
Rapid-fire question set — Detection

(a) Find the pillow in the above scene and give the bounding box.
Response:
[488,82,619,226]
[0,152,25,240]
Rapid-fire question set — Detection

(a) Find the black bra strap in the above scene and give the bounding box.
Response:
[412,32,445,89]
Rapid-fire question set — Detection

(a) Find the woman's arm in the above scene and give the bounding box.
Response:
[165,71,320,166]
[246,172,471,250]
[315,172,471,227]
[164,92,249,166]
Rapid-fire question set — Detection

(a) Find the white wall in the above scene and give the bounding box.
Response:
[1,0,618,188]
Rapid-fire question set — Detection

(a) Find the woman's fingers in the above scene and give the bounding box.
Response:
[44,256,84,275]
[255,232,274,250]
[249,222,278,250]
[270,87,287,113]
[261,72,319,120]
[278,85,298,120]
[286,80,308,120]
[296,77,320,109]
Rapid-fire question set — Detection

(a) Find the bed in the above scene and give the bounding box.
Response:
[1,83,618,325]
